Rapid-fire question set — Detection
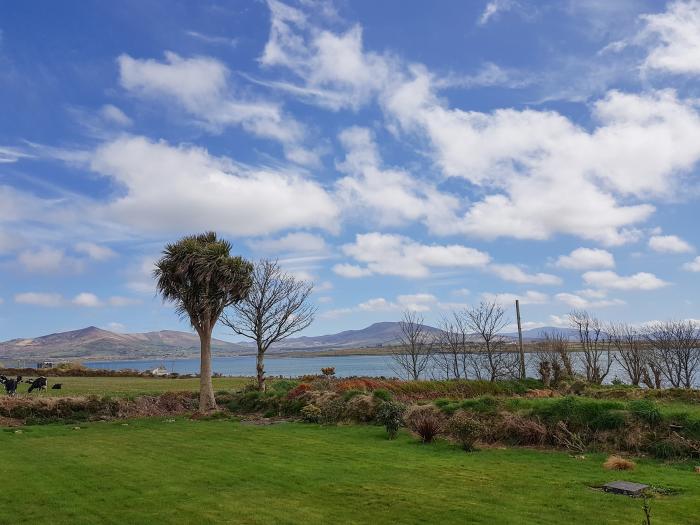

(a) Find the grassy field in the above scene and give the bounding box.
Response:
[8,376,253,397]
[0,419,697,525]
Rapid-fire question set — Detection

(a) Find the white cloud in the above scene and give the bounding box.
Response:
[14,292,63,307]
[72,292,102,308]
[478,0,516,25]
[482,290,549,305]
[555,292,624,309]
[582,270,669,290]
[99,104,132,127]
[320,292,437,318]
[489,264,562,285]
[332,263,373,278]
[641,0,700,75]
[185,30,238,47]
[0,146,33,163]
[683,256,700,272]
[75,242,117,261]
[555,247,615,270]
[118,51,311,162]
[17,246,83,273]
[247,232,327,254]
[108,296,141,307]
[106,322,127,332]
[335,126,461,233]
[90,136,338,237]
[336,233,490,279]
[648,234,693,253]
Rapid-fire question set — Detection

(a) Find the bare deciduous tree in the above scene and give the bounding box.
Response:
[465,301,518,382]
[222,259,315,391]
[391,311,433,380]
[535,330,575,384]
[569,310,611,384]
[643,320,700,388]
[607,322,647,386]
[432,313,470,380]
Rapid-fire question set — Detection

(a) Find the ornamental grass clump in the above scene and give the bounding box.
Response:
[405,404,445,443]
[603,455,636,471]
[376,401,406,439]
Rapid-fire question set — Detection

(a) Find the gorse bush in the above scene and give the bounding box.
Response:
[344,394,377,422]
[405,405,445,443]
[372,389,392,402]
[376,401,406,439]
[300,404,322,423]
[447,411,483,451]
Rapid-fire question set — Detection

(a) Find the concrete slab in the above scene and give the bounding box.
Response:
[603,481,649,496]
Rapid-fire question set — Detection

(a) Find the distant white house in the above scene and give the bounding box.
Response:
[150,366,169,377]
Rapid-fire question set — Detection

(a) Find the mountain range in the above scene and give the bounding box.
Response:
[0,323,579,362]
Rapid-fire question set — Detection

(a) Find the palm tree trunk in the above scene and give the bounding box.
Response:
[199,329,217,412]
[256,348,266,392]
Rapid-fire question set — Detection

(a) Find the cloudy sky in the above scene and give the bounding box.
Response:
[1,0,700,340]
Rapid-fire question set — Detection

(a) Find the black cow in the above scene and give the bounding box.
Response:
[0,375,23,396]
[52,383,62,390]
[27,376,48,393]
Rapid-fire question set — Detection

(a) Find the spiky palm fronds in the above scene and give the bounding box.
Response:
[154,232,253,333]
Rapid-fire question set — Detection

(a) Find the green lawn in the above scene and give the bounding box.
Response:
[9,376,253,397]
[1,419,697,524]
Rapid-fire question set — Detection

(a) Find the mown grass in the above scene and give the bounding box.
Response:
[8,376,253,398]
[0,419,697,524]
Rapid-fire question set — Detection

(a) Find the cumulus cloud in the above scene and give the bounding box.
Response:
[489,264,562,285]
[72,292,102,307]
[582,270,669,290]
[683,256,700,272]
[335,233,490,279]
[555,292,625,309]
[17,246,83,273]
[75,242,117,261]
[321,292,437,318]
[90,136,338,237]
[247,232,328,254]
[118,51,314,163]
[14,292,63,307]
[648,234,694,253]
[641,0,700,75]
[261,4,700,246]
[555,247,615,270]
[335,126,460,232]
[481,290,549,305]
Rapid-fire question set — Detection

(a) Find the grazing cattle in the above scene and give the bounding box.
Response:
[52,383,62,390]
[0,375,23,396]
[27,376,48,393]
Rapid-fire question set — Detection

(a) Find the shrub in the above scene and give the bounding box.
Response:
[533,397,626,432]
[342,389,364,401]
[372,389,392,402]
[629,400,662,427]
[321,367,336,377]
[405,405,445,443]
[376,401,406,439]
[300,404,322,423]
[493,412,547,446]
[318,396,346,424]
[447,411,483,451]
[459,396,501,415]
[647,432,700,459]
[603,455,635,470]
[345,394,377,422]
[286,383,312,400]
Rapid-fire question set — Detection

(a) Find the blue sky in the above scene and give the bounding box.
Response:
[1,0,700,341]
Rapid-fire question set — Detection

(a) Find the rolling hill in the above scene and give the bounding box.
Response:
[0,323,577,362]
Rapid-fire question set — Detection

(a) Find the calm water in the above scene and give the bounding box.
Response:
[84,353,658,384]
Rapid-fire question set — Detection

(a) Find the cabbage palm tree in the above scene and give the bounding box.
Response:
[154,232,252,412]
